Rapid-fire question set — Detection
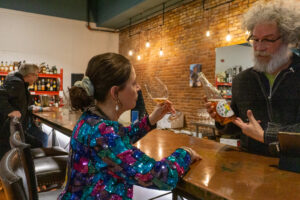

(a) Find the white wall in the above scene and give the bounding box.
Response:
[0,8,119,91]
[215,44,253,73]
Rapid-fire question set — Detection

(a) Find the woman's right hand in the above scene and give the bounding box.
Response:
[149,100,175,126]
[204,96,217,120]
[180,146,202,163]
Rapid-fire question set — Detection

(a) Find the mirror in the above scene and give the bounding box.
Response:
[215,43,253,99]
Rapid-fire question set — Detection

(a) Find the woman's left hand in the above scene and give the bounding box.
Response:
[149,100,176,126]
[233,110,264,143]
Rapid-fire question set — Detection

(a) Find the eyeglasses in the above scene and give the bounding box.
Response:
[247,35,282,46]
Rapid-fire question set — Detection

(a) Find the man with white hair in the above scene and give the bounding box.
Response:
[206,0,300,156]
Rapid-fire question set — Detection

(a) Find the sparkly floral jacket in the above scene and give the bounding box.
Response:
[58,106,192,200]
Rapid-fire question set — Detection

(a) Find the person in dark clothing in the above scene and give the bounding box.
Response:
[0,64,48,158]
[132,90,148,120]
[206,0,300,156]
[0,89,21,159]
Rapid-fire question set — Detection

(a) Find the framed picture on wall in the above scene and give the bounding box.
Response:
[189,64,202,87]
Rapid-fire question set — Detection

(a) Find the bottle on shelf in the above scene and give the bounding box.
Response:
[34,82,38,91]
[0,61,4,72]
[46,65,50,74]
[13,62,20,71]
[53,79,57,91]
[9,62,14,72]
[46,79,50,91]
[199,72,236,125]
[49,79,53,91]
[0,76,4,86]
[41,79,45,91]
[4,61,8,72]
[52,66,57,74]
[37,80,42,91]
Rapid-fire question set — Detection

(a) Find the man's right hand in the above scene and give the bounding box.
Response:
[204,96,217,120]
[8,111,21,118]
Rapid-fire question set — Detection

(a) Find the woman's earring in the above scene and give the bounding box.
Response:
[115,104,119,111]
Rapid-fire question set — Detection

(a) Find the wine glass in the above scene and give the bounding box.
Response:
[145,77,181,121]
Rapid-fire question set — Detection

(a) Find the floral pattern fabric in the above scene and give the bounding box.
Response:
[58,110,191,200]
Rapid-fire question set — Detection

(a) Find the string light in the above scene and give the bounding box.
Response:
[206,30,210,37]
[226,1,232,42]
[226,33,232,41]
[145,41,150,48]
[128,50,133,56]
[137,55,141,60]
[245,30,250,35]
[205,6,211,37]
[159,48,164,56]
[128,18,134,56]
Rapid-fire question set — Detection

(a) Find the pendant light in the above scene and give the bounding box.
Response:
[226,1,231,42]
[128,18,134,56]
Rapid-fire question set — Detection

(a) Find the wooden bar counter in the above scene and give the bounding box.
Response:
[33,109,300,200]
[33,107,81,136]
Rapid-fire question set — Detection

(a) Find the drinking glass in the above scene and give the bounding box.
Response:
[145,77,181,121]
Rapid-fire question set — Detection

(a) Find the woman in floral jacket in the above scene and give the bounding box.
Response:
[58,53,200,200]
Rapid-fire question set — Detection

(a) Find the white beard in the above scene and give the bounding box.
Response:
[253,44,292,74]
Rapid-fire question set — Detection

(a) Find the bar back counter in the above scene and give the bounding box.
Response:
[33,109,300,200]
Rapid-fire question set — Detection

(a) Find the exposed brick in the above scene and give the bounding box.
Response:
[119,0,259,130]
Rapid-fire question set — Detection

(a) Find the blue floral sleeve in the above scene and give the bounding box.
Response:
[122,115,156,144]
[90,120,192,190]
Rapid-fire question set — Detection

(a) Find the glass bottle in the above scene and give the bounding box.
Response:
[4,61,8,72]
[198,72,235,125]
[53,79,57,91]
[52,66,57,74]
[9,62,14,72]
[0,61,4,72]
[37,80,42,91]
[41,79,45,91]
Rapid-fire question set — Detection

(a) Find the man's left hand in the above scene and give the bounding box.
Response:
[233,109,264,143]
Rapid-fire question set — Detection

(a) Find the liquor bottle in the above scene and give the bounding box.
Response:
[41,79,45,91]
[4,61,8,72]
[46,79,50,91]
[52,66,57,74]
[46,65,50,74]
[0,61,4,72]
[13,62,19,71]
[9,62,14,72]
[37,80,42,91]
[199,72,235,125]
[34,82,38,91]
[53,79,57,91]
[49,79,53,91]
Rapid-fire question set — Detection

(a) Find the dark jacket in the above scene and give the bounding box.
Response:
[4,72,32,127]
[217,53,300,156]
[132,90,148,120]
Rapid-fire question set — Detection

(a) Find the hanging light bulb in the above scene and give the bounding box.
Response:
[206,30,210,37]
[137,55,141,60]
[128,50,133,56]
[159,48,164,56]
[145,41,150,48]
[226,33,232,41]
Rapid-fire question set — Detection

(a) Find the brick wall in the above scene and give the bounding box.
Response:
[119,0,259,130]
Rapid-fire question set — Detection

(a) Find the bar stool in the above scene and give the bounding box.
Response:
[9,131,67,189]
[10,117,68,158]
[0,148,63,200]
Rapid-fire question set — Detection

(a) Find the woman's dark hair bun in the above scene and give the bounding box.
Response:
[69,86,93,111]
